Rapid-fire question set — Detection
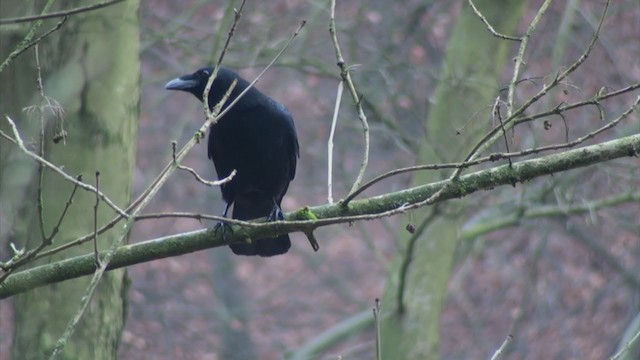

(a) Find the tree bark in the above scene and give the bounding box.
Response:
[4,1,140,359]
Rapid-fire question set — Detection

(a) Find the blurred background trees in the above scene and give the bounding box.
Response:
[1,0,638,359]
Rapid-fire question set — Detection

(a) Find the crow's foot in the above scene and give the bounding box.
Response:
[214,221,233,241]
[267,204,284,222]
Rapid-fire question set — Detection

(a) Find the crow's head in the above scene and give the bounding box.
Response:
[165,67,239,103]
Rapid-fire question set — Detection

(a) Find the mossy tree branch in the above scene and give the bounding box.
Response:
[1,133,638,298]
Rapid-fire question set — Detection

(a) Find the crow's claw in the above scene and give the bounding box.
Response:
[214,221,233,240]
[267,205,284,222]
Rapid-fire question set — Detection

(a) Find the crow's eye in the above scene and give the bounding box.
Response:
[202,69,211,77]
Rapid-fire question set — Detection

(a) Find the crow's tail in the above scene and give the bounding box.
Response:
[230,192,290,257]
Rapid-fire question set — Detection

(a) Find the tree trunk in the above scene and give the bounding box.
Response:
[379,1,526,359]
[3,1,140,359]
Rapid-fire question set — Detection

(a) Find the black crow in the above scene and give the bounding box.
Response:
[165,67,299,256]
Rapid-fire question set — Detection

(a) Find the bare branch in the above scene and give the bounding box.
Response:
[171,141,236,186]
[93,172,101,267]
[328,80,344,203]
[35,45,48,242]
[480,0,613,159]
[330,0,370,195]
[507,0,553,117]
[0,176,81,283]
[490,334,514,360]
[467,0,522,41]
[0,0,57,74]
[3,134,638,298]
[610,322,640,360]
[202,0,247,120]
[344,96,638,203]
[0,0,126,25]
[493,97,513,168]
[0,116,129,218]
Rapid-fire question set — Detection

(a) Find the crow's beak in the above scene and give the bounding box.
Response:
[165,77,198,91]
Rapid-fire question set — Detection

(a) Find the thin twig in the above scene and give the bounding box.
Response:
[304,231,320,252]
[508,96,638,155]
[558,111,570,142]
[328,80,344,203]
[0,117,129,218]
[475,0,613,161]
[208,20,307,124]
[343,95,638,203]
[374,298,382,360]
[180,165,237,187]
[507,0,553,117]
[0,176,82,282]
[0,0,56,74]
[397,208,439,314]
[329,0,370,196]
[469,82,639,168]
[513,82,639,127]
[20,17,69,62]
[47,177,83,244]
[172,141,236,186]
[490,334,514,360]
[216,0,246,67]
[467,0,522,41]
[93,172,101,267]
[610,328,640,360]
[203,0,247,120]
[0,0,125,25]
[135,212,258,225]
[35,45,48,242]
[49,260,109,359]
[493,97,512,168]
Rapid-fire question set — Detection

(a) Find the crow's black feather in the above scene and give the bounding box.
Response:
[166,67,299,256]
